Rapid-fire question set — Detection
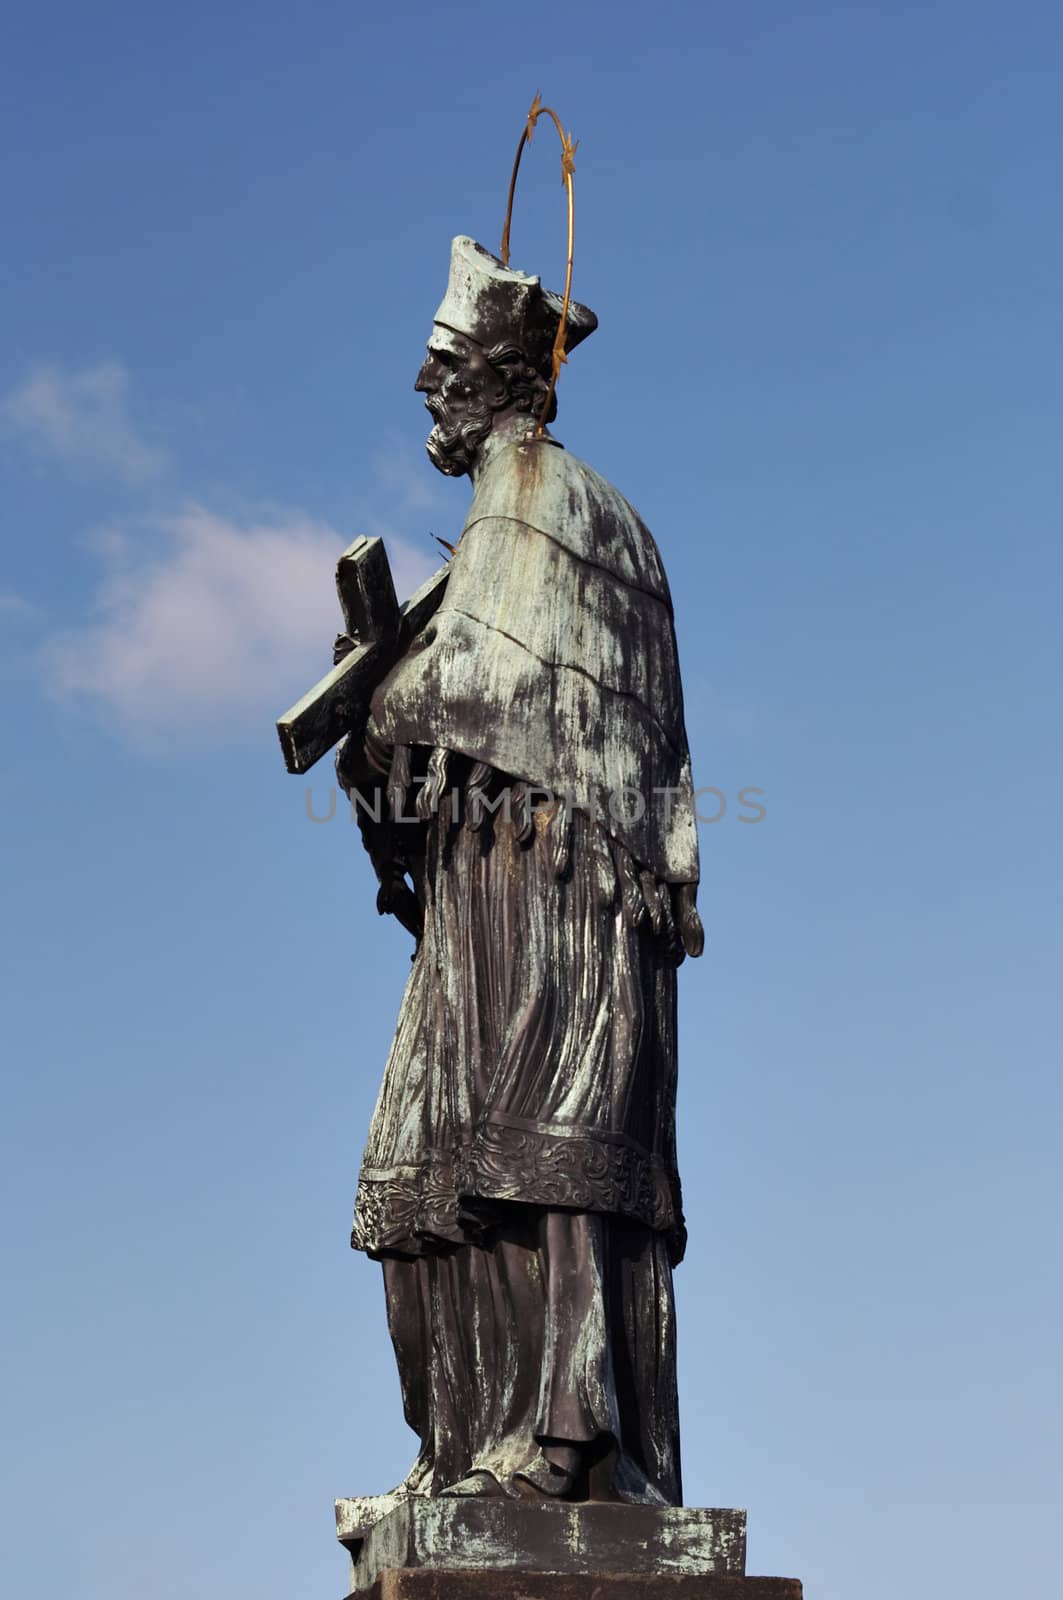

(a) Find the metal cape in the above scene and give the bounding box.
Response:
[369,434,700,885]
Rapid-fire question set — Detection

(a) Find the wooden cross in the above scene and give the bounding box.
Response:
[276,536,448,774]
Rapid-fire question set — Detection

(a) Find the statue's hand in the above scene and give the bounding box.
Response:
[376,868,424,943]
[333,630,360,665]
[674,883,705,959]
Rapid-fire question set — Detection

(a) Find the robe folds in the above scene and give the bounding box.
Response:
[369,431,700,888]
[351,429,699,1504]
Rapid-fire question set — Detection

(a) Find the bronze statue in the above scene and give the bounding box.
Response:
[281,232,702,1516]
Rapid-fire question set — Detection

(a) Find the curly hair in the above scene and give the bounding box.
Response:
[483,342,559,425]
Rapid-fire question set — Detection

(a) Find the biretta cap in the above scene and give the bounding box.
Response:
[430,236,597,375]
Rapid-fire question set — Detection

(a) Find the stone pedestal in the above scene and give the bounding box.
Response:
[362,1577,801,1600]
[335,1501,801,1600]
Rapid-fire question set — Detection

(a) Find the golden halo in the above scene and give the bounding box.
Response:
[500,93,578,435]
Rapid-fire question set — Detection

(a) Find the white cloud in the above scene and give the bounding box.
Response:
[3,362,166,483]
[7,361,448,744]
[43,506,439,741]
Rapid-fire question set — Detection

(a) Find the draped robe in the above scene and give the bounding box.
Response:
[350,422,700,1505]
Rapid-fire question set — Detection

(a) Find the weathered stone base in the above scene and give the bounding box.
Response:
[359,1573,802,1600]
[336,1500,804,1600]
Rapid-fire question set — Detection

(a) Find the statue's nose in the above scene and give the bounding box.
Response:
[414,358,434,394]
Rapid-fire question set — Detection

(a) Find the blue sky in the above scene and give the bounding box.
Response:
[1,3,1061,1597]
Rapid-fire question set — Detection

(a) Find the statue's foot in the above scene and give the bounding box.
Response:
[512,1454,575,1498]
[439,1470,507,1498]
[511,1438,580,1497]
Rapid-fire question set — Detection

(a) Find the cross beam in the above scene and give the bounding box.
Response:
[276,536,448,775]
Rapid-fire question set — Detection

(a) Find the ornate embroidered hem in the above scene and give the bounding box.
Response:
[353,1119,685,1261]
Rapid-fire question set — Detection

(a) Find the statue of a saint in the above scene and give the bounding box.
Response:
[336,237,703,1508]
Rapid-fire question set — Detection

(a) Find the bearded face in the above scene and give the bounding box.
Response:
[415,339,500,477]
[415,333,557,476]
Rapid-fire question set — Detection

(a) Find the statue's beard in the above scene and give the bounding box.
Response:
[424,376,493,477]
